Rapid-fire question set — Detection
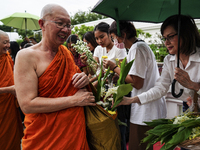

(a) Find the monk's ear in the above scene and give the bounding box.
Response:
[38,19,45,31]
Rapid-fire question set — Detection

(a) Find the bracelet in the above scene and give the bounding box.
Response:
[113,65,118,71]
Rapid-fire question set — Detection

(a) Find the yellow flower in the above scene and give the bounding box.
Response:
[115,58,119,61]
[102,56,108,59]
[108,110,116,115]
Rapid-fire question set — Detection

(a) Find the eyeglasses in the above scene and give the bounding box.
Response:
[43,19,74,30]
[161,33,177,42]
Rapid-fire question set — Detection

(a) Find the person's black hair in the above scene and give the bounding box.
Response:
[9,41,20,63]
[82,31,98,49]
[23,43,33,48]
[94,22,110,34]
[20,41,28,49]
[29,37,37,43]
[161,14,200,56]
[109,21,137,39]
[66,34,79,45]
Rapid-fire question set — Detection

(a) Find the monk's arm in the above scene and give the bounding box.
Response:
[14,50,95,114]
[0,85,16,96]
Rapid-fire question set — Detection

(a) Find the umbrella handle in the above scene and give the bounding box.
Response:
[171,79,184,98]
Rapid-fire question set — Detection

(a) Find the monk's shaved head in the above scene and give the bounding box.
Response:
[40,4,69,19]
[0,30,8,40]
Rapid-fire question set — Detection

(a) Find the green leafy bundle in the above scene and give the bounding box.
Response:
[94,57,134,114]
[142,113,200,150]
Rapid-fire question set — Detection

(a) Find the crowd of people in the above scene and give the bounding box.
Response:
[0,3,200,150]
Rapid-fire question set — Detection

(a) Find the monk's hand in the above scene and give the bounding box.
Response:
[72,72,89,88]
[75,89,96,106]
[174,68,196,90]
[103,59,115,70]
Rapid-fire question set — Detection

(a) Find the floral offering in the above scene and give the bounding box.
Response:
[94,57,134,115]
[142,111,200,150]
[72,40,98,70]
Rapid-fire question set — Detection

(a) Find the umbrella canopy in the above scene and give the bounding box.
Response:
[92,0,200,23]
[92,0,200,98]
[0,12,40,32]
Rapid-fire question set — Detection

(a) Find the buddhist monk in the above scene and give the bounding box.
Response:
[0,30,23,150]
[14,4,96,150]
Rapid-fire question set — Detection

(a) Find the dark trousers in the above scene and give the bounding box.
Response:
[119,121,127,150]
[181,148,190,150]
[129,123,153,150]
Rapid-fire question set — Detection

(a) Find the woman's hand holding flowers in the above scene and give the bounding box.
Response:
[103,59,116,70]
[80,52,88,65]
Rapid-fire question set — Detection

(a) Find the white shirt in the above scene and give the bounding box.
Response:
[93,45,127,64]
[138,48,200,105]
[127,41,167,125]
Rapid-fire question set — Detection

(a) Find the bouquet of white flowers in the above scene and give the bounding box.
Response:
[72,40,98,72]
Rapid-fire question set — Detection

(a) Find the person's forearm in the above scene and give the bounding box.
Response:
[20,95,80,114]
[190,82,200,92]
[89,76,98,83]
[0,85,15,94]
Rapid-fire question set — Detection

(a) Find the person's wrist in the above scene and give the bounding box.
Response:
[112,65,118,71]
[192,82,200,92]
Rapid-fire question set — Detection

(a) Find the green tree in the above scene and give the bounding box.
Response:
[17,29,33,39]
[71,9,107,25]
[71,25,94,40]
[137,28,151,39]
[0,25,12,32]
[149,33,168,61]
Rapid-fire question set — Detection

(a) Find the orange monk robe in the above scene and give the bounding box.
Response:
[0,52,23,150]
[22,45,89,150]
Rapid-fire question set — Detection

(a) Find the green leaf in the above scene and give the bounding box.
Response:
[111,84,133,111]
[95,62,103,102]
[167,127,192,145]
[118,119,127,126]
[145,140,156,150]
[102,67,110,86]
[160,129,178,144]
[181,119,200,128]
[144,118,173,127]
[141,134,158,143]
[148,124,178,136]
[117,58,134,86]
[160,144,176,150]
[177,126,185,132]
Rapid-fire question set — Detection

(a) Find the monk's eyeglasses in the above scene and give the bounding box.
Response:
[161,33,177,42]
[42,19,74,30]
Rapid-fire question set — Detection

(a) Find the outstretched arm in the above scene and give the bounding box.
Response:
[103,59,144,89]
